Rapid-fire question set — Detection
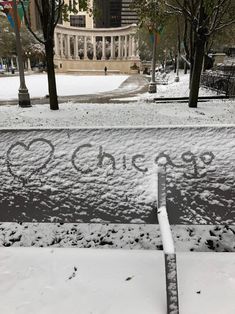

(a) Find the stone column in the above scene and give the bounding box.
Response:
[64,35,67,57]
[133,37,137,58]
[60,33,64,57]
[67,35,71,58]
[54,32,59,56]
[136,40,140,60]
[131,35,136,58]
[84,36,88,59]
[102,36,106,60]
[93,36,96,60]
[128,35,132,59]
[74,35,78,59]
[118,36,121,59]
[110,36,114,59]
[124,35,128,59]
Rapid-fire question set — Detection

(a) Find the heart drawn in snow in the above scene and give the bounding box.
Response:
[6,138,55,182]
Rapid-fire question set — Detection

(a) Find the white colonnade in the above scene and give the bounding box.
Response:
[54,24,139,61]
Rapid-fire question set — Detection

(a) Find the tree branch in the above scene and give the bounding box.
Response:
[214,19,235,32]
[35,0,43,22]
[19,0,45,44]
[53,0,64,30]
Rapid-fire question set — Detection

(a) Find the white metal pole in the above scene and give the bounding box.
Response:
[156,163,179,314]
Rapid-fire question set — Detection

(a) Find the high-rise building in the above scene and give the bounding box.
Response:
[28,0,138,31]
[121,0,138,26]
[94,0,138,28]
[94,0,121,28]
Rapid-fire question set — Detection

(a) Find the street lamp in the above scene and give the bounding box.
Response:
[175,16,180,83]
[163,49,167,72]
[148,27,157,94]
[175,53,180,82]
[12,0,31,107]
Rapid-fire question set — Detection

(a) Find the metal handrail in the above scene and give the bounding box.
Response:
[156,162,179,314]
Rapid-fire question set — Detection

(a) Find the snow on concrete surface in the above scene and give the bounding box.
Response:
[1,223,235,252]
[0,74,129,100]
[0,127,234,225]
[0,248,235,314]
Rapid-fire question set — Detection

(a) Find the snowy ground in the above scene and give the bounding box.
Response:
[0,72,234,251]
[0,71,234,313]
[0,71,234,127]
[1,248,235,314]
[0,73,128,100]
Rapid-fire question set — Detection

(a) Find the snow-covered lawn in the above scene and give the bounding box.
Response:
[0,99,233,127]
[0,74,128,100]
[0,248,235,314]
[0,71,234,127]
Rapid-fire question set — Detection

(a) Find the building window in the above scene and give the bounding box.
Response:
[70,15,86,28]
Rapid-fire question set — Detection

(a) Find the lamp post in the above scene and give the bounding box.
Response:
[175,16,180,82]
[175,52,180,82]
[12,0,31,107]
[148,29,157,93]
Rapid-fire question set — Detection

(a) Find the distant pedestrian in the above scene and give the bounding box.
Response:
[104,66,107,75]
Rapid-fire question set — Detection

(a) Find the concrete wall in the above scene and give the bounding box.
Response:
[54,58,140,74]
[0,127,234,224]
[213,53,226,65]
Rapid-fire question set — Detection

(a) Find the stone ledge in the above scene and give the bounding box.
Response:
[67,69,121,75]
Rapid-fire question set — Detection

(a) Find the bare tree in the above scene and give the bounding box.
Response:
[21,0,89,110]
[167,0,235,107]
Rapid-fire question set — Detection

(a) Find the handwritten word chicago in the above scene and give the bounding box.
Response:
[6,139,215,182]
[72,144,215,178]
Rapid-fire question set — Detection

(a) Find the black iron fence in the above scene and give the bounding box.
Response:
[201,64,235,96]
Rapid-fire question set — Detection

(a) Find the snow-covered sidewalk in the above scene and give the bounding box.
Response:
[0,248,235,314]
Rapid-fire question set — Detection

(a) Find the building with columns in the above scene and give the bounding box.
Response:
[54,0,140,74]
[26,1,139,73]
[54,23,140,73]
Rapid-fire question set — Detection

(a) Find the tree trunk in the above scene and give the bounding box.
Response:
[189,23,195,88]
[45,41,59,110]
[188,38,205,108]
[174,54,177,73]
[184,61,188,74]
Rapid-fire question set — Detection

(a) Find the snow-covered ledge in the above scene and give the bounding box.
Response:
[0,126,234,225]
